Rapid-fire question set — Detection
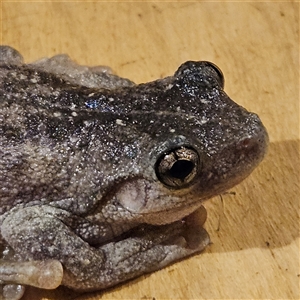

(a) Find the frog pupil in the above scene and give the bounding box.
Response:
[170,160,194,180]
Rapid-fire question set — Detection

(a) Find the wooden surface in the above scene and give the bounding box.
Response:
[1,1,299,299]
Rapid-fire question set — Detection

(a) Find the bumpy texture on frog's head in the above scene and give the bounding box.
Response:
[96,61,269,220]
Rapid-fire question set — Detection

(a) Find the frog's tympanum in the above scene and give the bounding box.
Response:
[0,46,268,299]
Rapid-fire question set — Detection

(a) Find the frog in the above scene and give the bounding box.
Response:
[0,45,268,300]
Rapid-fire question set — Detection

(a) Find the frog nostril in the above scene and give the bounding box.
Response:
[237,137,256,150]
[155,146,200,188]
[235,127,268,164]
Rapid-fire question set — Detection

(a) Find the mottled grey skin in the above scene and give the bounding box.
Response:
[0,46,268,299]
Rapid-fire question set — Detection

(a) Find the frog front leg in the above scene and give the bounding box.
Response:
[0,205,107,291]
[1,205,210,293]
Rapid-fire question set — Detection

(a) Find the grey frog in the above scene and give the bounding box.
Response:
[0,46,268,299]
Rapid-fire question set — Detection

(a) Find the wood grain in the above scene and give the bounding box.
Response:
[1,1,299,299]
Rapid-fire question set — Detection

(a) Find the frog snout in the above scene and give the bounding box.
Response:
[239,129,267,157]
[248,114,268,157]
[234,114,269,168]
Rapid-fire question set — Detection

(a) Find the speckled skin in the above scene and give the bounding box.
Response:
[0,46,268,298]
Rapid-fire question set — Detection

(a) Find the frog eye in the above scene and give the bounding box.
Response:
[175,61,225,89]
[155,146,200,188]
[205,61,225,88]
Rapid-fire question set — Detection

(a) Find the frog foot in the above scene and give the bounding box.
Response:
[0,259,63,299]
